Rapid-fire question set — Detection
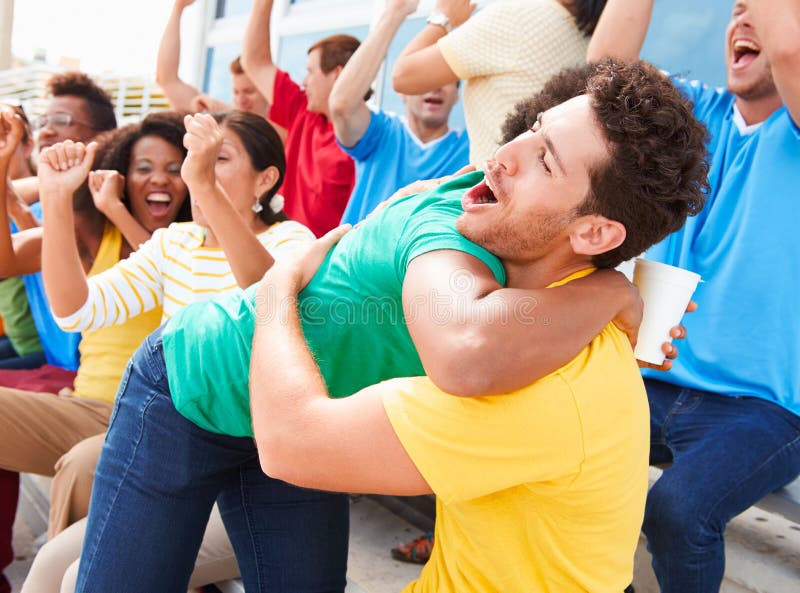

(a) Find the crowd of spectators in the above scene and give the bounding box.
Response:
[0,1,797,592]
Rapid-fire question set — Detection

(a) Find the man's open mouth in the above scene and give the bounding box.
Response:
[732,38,760,68]
[462,181,498,212]
[423,96,444,106]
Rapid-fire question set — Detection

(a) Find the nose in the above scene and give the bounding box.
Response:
[493,142,519,176]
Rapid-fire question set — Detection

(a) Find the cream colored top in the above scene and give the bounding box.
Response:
[438,0,589,165]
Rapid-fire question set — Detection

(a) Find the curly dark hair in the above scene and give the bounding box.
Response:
[212,110,287,226]
[501,60,708,269]
[582,60,709,267]
[46,71,117,132]
[72,112,192,223]
[502,63,597,143]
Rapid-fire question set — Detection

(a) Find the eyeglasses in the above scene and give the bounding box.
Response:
[32,112,96,132]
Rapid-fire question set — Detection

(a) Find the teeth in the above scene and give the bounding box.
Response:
[734,39,759,52]
[147,193,171,203]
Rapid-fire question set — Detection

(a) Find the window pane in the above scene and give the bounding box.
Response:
[642,0,727,86]
[277,25,370,84]
[216,0,253,19]
[203,43,242,102]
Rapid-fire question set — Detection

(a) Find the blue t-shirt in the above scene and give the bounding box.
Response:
[643,78,800,416]
[339,110,470,225]
[13,202,81,370]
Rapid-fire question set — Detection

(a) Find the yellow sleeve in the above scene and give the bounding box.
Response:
[382,375,584,504]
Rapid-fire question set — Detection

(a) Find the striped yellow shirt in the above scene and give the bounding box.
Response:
[55,221,314,332]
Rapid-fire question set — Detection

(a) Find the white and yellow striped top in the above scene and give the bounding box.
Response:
[55,220,314,332]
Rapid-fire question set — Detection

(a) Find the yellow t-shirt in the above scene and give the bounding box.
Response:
[72,224,162,402]
[438,0,589,165]
[383,270,649,593]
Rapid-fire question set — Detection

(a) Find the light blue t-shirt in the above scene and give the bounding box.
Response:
[12,202,81,370]
[643,78,800,417]
[339,110,470,225]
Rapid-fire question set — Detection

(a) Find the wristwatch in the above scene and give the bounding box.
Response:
[426,11,452,34]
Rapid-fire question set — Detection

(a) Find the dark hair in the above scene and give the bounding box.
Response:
[308,34,360,73]
[212,110,287,226]
[46,71,117,132]
[502,60,709,268]
[229,56,244,75]
[572,0,608,35]
[581,60,709,267]
[76,111,192,223]
[502,63,597,143]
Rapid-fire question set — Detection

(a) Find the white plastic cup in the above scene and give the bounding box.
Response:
[633,258,701,365]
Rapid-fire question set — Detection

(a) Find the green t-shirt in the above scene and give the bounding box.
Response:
[163,171,506,437]
[0,277,43,357]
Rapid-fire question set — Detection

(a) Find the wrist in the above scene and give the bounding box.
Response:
[426,11,452,33]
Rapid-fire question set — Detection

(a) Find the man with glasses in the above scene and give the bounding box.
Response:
[34,71,116,151]
[11,71,116,205]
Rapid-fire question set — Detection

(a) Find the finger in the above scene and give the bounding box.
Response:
[661,342,678,359]
[317,224,352,249]
[81,142,98,173]
[669,324,686,339]
[64,141,80,168]
[686,300,698,313]
[52,142,71,171]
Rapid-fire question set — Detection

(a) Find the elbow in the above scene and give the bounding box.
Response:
[392,63,420,95]
[428,333,497,397]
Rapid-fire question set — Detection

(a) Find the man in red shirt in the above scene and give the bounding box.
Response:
[242,0,358,237]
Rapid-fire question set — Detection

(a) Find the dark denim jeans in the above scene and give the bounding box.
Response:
[643,378,800,593]
[75,327,349,593]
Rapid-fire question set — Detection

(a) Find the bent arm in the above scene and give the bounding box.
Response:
[156,0,201,112]
[241,0,279,105]
[748,0,800,126]
[402,250,636,396]
[196,181,275,288]
[586,0,654,62]
[251,271,431,495]
[0,169,41,277]
[392,26,459,95]
[331,2,414,147]
[10,177,39,205]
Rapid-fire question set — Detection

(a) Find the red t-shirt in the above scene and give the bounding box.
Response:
[269,70,355,237]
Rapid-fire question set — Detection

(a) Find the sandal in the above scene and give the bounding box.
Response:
[391,532,434,564]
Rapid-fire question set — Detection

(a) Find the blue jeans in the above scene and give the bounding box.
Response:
[75,327,349,593]
[643,379,800,593]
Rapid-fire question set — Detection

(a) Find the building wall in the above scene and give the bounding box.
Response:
[198,0,734,130]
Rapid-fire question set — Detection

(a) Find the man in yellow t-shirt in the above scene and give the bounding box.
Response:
[249,60,708,593]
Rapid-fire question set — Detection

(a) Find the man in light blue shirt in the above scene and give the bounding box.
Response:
[330,0,469,226]
[589,1,800,592]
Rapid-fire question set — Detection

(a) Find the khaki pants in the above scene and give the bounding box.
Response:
[22,506,239,593]
[0,387,111,477]
[49,433,105,539]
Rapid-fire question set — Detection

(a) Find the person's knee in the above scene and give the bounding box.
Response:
[643,478,721,551]
[53,434,103,477]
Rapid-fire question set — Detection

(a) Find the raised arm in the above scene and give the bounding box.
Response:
[0,111,40,278]
[330,0,419,147]
[181,114,274,288]
[748,0,800,125]
[241,0,279,105]
[89,170,150,248]
[251,228,431,495]
[391,0,470,94]
[39,140,96,317]
[586,0,654,63]
[156,0,202,112]
[401,249,641,396]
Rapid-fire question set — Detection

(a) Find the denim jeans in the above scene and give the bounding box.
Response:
[643,379,800,593]
[75,327,349,593]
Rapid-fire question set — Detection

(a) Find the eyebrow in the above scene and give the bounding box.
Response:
[537,113,566,176]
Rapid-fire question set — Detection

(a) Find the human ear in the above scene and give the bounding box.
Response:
[256,165,280,196]
[568,216,626,257]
